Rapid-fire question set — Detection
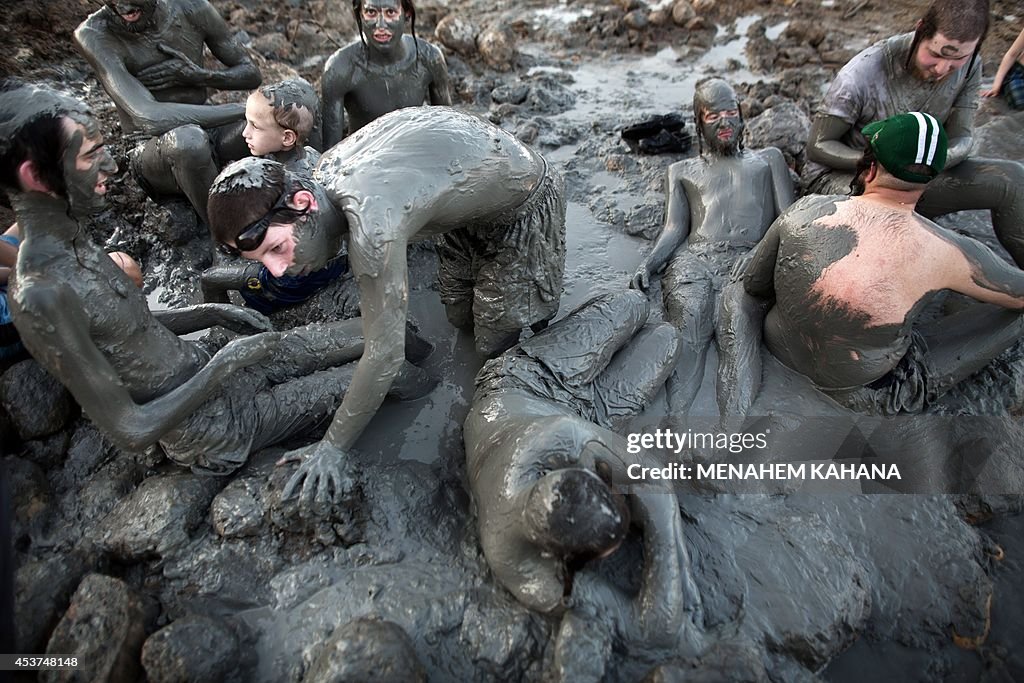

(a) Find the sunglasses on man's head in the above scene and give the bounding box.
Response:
[217,191,309,256]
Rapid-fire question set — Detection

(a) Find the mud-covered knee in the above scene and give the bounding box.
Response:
[164,124,213,166]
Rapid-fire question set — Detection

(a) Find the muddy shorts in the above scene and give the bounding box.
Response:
[821,331,935,416]
[661,241,750,322]
[435,159,566,339]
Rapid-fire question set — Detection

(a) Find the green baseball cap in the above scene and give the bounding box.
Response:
[861,112,948,184]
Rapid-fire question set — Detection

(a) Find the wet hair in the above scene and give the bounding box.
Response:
[352,0,421,65]
[906,0,989,74]
[0,79,71,198]
[523,468,630,562]
[850,145,936,196]
[207,158,314,245]
[257,79,319,146]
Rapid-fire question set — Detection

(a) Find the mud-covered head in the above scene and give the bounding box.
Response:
[103,0,160,33]
[353,0,416,58]
[0,79,117,217]
[523,467,630,563]
[693,77,743,157]
[208,157,341,277]
[907,0,988,81]
[245,79,320,156]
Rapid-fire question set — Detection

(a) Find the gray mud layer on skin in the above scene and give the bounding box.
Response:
[3,1,1024,681]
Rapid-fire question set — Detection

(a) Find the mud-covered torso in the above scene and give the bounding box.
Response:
[679,150,780,247]
[764,195,947,388]
[11,219,206,402]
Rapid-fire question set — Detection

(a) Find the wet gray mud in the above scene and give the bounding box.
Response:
[3,0,1024,680]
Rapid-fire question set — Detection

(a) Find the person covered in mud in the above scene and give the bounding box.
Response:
[746,112,1024,415]
[630,78,793,418]
[0,80,432,480]
[200,79,339,314]
[803,0,1024,266]
[321,0,452,147]
[465,289,702,678]
[207,105,566,514]
[74,0,261,225]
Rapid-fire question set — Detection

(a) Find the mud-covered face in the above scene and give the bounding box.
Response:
[237,191,337,277]
[105,0,158,32]
[61,116,117,217]
[912,31,978,82]
[360,0,407,55]
[696,82,743,156]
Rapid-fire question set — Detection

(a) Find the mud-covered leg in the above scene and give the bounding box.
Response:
[435,231,477,329]
[134,125,219,225]
[593,322,680,433]
[662,269,714,418]
[716,281,768,421]
[921,304,1024,395]
[201,261,263,304]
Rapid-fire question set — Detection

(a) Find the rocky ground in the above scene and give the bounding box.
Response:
[3,0,1024,681]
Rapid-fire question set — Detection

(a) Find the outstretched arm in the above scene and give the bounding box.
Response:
[805,115,861,172]
[760,146,795,217]
[631,163,692,291]
[152,303,273,336]
[14,284,277,451]
[74,26,244,136]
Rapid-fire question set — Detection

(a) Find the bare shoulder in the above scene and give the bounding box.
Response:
[74,11,113,52]
[324,41,364,72]
[416,37,446,63]
[752,146,786,166]
[667,157,700,180]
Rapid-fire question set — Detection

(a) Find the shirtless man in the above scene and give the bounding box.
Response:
[75,0,261,224]
[630,78,793,417]
[321,0,452,147]
[747,112,1024,415]
[0,81,428,480]
[207,106,566,512]
[465,289,701,680]
[803,0,1024,266]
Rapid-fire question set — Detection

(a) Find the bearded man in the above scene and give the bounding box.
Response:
[630,78,794,417]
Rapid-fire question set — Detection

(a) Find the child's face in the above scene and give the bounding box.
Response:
[243,92,291,157]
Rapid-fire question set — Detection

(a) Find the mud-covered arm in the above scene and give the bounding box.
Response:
[806,115,861,172]
[152,303,272,335]
[942,106,974,170]
[743,221,781,300]
[631,164,691,290]
[983,29,1024,97]
[761,146,795,216]
[425,43,453,106]
[74,25,244,137]
[940,229,1024,308]
[321,50,354,148]
[190,0,262,90]
[14,283,276,450]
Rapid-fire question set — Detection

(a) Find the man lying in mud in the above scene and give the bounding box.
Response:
[464,289,702,680]
[803,0,1024,266]
[74,0,261,225]
[207,106,566,513]
[746,113,1024,415]
[630,78,793,418]
[322,0,452,147]
[0,80,431,480]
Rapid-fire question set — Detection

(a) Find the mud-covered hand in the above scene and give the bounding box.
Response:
[278,441,356,516]
[212,305,274,335]
[208,331,282,380]
[135,45,208,89]
[629,262,652,291]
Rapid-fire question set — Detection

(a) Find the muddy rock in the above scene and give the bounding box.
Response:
[0,359,75,440]
[21,430,71,471]
[145,199,202,246]
[672,0,696,26]
[459,602,545,680]
[491,83,530,106]
[141,615,240,683]
[435,15,478,55]
[477,26,516,71]
[42,574,150,683]
[252,31,292,60]
[744,101,811,170]
[15,553,91,653]
[49,423,111,493]
[96,472,224,561]
[306,617,426,683]
[624,10,649,31]
[5,455,48,542]
[211,475,266,538]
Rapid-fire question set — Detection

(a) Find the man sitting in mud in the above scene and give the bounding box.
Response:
[321,0,452,147]
[803,0,1024,266]
[200,79,339,315]
[0,80,431,481]
[207,106,565,514]
[630,78,793,418]
[465,289,702,680]
[746,112,1024,415]
[74,0,261,225]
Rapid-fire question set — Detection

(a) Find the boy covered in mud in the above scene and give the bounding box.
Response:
[75,0,261,225]
[201,79,343,315]
[803,0,1024,266]
[631,78,793,418]
[747,113,1024,415]
[0,80,430,480]
[207,106,566,516]
[322,0,452,146]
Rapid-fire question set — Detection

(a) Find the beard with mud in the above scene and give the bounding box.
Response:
[105,0,159,34]
[701,116,743,157]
